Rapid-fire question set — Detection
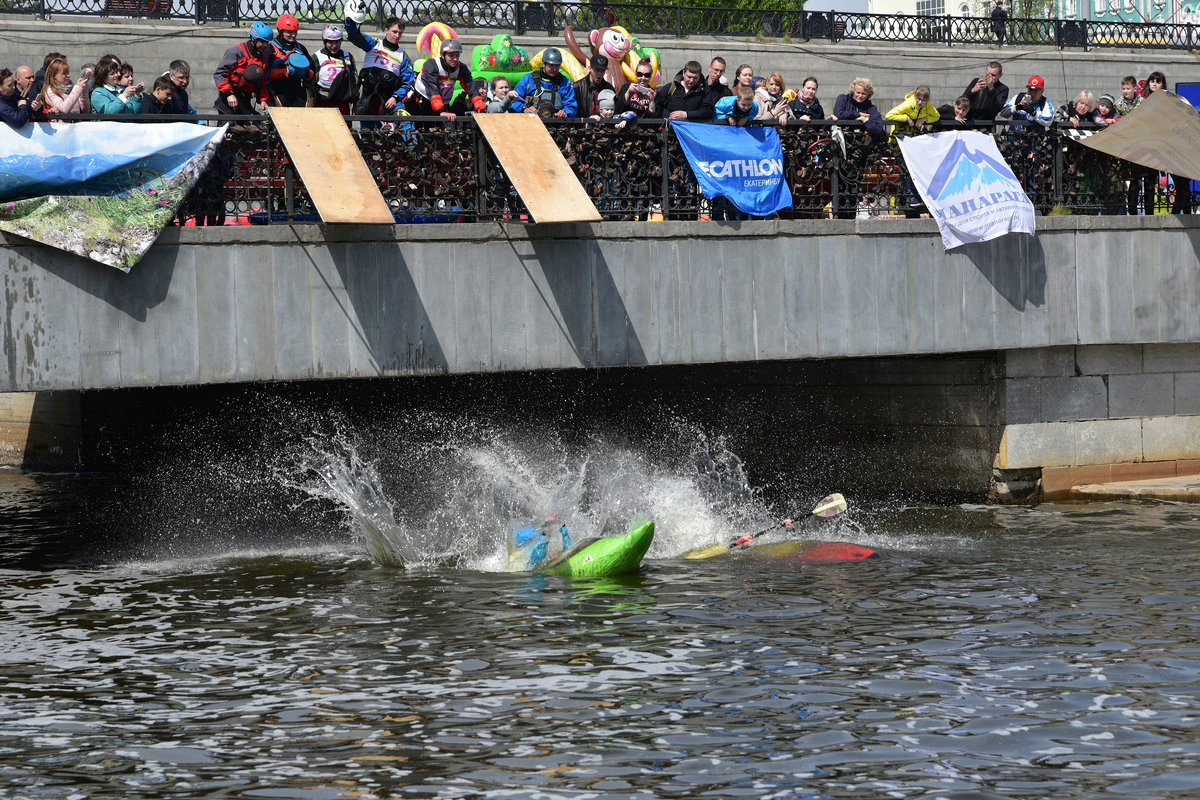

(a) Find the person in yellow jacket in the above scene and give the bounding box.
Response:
[884,85,940,218]
[884,85,939,137]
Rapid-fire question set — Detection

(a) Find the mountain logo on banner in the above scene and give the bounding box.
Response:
[928,138,1020,202]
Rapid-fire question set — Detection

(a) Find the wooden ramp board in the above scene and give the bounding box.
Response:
[268,107,395,224]
[474,113,602,223]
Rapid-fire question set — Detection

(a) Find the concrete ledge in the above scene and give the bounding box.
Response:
[1070,474,1200,503]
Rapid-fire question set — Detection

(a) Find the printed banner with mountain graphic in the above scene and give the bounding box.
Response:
[898,130,1035,250]
[0,121,228,272]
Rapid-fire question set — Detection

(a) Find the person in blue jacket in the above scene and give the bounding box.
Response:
[509,513,572,570]
[511,48,577,117]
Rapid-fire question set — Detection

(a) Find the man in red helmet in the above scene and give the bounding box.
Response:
[269,13,315,107]
[405,38,486,121]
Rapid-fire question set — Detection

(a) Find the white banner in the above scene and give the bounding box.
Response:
[897,131,1036,250]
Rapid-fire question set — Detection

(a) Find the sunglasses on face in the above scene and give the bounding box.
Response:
[636,72,651,78]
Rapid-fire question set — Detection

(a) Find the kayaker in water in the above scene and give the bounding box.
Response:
[510,512,572,570]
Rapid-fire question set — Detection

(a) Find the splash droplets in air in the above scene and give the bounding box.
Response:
[288,411,777,570]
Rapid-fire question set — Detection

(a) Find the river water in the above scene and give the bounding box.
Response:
[3,407,1200,800]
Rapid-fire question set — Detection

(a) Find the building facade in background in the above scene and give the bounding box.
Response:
[868,0,1193,23]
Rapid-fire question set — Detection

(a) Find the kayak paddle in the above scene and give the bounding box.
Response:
[682,493,848,560]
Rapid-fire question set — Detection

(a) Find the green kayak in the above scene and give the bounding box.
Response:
[540,520,655,578]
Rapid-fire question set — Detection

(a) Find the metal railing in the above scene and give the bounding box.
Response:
[148,115,1181,226]
[4,0,1200,52]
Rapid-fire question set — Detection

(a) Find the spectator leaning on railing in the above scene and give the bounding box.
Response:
[998,74,1053,128]
[614,57,658,126]
[662,60,714,121]
[91,60,143,115]
[885,84,940,135]
[1055,91,1107,128]
[754,72,793,125]
[788,77,823,122]
[31,52,65,99]
[704,57,731,106]
[40,58,91,117]
[161,60,197,116]
[573,54,614,119]
[0,68,42,127]
[829,77,884,138]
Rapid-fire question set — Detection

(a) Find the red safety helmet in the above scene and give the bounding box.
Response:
[277,13,300,31]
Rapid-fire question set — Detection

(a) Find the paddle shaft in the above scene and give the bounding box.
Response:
[730,510,815,549]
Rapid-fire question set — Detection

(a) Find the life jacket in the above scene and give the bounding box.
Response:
[363,40,410,78]
[523,73,566,117]
[415,57,468,105]
[223,42,270,98]
[314,48,358,104]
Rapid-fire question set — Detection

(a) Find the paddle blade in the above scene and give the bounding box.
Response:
[681,542,731,560]
[812,493,847,518]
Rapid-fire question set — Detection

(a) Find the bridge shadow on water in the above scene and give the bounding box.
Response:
[959,232,1047,311]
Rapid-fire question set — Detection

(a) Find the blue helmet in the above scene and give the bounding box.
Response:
[250,21,273,40]
[542,47,563,66]
[287,52,311,71]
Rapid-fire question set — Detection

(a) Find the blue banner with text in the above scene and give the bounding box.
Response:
[672,122,792,217]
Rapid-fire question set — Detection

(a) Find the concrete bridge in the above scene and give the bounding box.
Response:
[4,216,1200,501]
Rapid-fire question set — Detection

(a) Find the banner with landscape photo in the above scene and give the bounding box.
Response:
[0,121,228,272]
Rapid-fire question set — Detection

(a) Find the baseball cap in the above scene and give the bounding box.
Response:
[1027,75,1045,89]
[591,54,609,69]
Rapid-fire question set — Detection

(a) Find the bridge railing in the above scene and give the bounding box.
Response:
[168,115,1171,225]
[4,0,1200,52]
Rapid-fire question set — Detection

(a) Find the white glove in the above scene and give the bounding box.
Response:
[345,0,367,24]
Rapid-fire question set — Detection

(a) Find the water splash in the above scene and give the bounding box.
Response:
[284,411,788,570]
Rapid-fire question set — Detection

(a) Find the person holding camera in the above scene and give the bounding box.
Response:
[90,61,143,115]
[997,74,1053,128]
[39,59,90,117]
[963,61,1008,121]
[615,57,659,125]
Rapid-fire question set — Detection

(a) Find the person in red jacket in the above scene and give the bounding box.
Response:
[268,13,315,107]
[404,38,485,121]
[214,21,273,114]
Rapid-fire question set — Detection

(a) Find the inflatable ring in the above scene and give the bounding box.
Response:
[620,51,659,86]
[416,22,456,57]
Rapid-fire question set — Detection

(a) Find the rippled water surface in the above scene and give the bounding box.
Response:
[4,466,1200,800]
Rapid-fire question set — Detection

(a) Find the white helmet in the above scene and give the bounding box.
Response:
[323,24,343,40]
[345,0,367,24]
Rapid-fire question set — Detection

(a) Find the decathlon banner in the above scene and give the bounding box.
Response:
[897,130,1035,250]
[672,121,792,217]
[0,121,227,271]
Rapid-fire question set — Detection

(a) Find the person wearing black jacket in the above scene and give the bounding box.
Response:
[573,54,614,119]
[662,60,714,121]
[963,61,1008,121]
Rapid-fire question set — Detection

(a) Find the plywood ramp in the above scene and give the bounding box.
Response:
[268,107,395,224]
[474,113,602,223]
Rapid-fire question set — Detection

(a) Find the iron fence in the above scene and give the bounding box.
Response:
[156,115,1179,226]
[4,0,1200,52]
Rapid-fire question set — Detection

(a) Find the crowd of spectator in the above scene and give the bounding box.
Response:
[0,13,1190,217]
